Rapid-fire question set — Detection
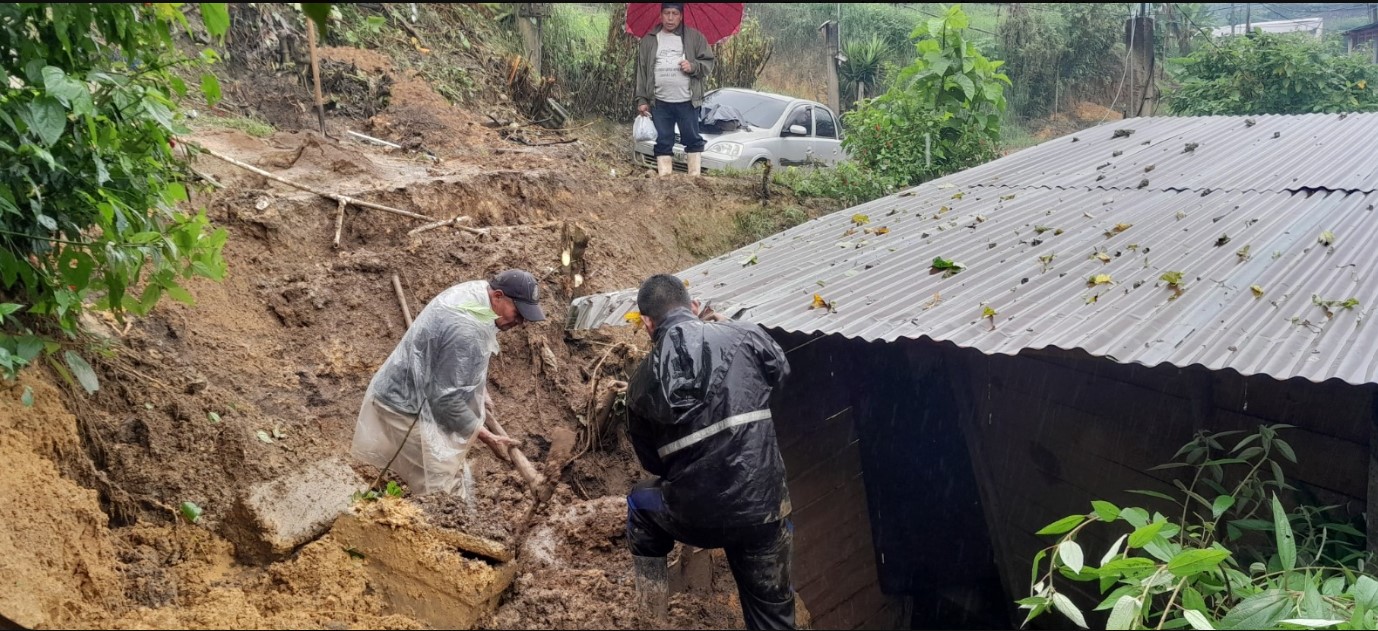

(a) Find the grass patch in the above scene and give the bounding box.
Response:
[674,204,814,259]
[999,116,1041,154]
[734,205,810,246]
[195,113,275,138]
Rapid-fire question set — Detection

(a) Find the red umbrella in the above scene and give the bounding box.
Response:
[624,3,745,45]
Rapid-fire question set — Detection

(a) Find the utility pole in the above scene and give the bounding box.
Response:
[1245,3,1252,34]
[1230,3,1236,36]
[819,20,841,116]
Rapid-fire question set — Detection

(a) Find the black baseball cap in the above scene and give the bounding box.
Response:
[490,269,546,322]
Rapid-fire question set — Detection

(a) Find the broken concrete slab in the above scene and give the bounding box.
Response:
[331,498,516,629]
[222,457,365,562]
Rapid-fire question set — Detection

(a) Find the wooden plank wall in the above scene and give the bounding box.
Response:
[859,342,1007,629]
[949,346,1374,621]
[771,333,905,630]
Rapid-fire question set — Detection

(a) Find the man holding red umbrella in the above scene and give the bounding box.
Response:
[634,3,715,177]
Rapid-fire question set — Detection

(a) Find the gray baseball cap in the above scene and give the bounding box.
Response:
[490,269,546,322]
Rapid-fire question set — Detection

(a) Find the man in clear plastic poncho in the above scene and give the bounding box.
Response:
[351,269,545,497]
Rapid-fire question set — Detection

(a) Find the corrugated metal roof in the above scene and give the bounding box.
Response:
[945,113,1378,194]
[568,114,1378,385]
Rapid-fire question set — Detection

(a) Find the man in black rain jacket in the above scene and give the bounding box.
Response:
[624,273,796,630]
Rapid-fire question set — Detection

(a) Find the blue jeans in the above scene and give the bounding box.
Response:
[651,99,705,156]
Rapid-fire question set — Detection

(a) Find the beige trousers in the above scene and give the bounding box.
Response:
[350,393,474,497]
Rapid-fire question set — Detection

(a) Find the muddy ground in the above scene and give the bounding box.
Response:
[0,11,826,629]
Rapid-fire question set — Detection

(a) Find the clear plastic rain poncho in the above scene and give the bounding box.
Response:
[351,280,500,497]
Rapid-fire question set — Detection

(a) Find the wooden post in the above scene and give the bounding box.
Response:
[819,20,841,119]
[307,16,326,134]
[1125,11,1155,118]
[517,4,550,77]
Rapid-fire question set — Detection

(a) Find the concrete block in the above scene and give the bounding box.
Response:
[223,457,365,562]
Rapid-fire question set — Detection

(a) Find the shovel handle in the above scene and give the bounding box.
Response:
[483,414,549,500]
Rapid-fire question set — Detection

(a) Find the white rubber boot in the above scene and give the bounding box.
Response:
[633,555,669,625]
[656,156,673,176]
[686,152,702,177]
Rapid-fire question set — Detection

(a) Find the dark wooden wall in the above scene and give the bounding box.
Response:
[771,333,904,629]
[949,346,1374,622]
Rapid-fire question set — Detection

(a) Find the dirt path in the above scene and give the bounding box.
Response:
[0,36,800,629]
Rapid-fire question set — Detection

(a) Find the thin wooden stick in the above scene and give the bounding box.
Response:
[332,198,346,248]
[452,221,560,239]
[392,274,413,328]
[347,130,402,149]
[196,144,434,221]
[307,18,326,135]
[191,168,224,189]
[408,215,470,236]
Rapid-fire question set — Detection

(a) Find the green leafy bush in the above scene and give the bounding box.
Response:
[0,4,230,387]
[1022,424,1376,630]
[999,3,1125,118]
[710,17,772,91]
[841,5,1009,187]
[772,161,902,206]
[1167,33,1378,116]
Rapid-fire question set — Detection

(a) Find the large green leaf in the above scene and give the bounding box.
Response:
[1183,609,1215,630]
[1351,576,1378,611]
[1105,595,1138,630]
[1272,495,1296,572]
[63,350,99,394]
[1058,540,1084,574]
[1051,592,1088,629]
[1211,495,1236,519]
[41,66,93,116]
[1219,590,1292,630]
[1128,521,1166,548]
[24,97,66,146]
[953,73,976,101]
[302,3,332,36]
[1091,500,1120,522]
[1167,549,1230,577]
[199,3,229,37]
[200,73,222,107]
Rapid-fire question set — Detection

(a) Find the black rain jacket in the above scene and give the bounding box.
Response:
[627,307,792,528]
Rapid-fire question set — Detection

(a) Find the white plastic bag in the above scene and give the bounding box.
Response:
[632,115,657,143]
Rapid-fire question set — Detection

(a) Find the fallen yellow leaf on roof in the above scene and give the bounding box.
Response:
[1251,285,1264,298]
[1088,274,1113,286]
[624,311,643,327]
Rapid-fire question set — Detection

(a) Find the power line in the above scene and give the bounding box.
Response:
[1175,4,1225,52]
